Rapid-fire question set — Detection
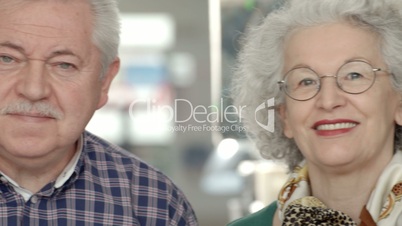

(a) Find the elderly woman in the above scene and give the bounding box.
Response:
[228,0,402,225]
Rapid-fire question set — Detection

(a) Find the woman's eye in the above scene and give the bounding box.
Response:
[346,72,364,80]
[299,78,317,86]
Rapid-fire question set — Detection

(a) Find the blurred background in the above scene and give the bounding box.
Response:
[86,0,287,225]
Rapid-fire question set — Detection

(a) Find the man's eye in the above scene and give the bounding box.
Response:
[58,62,75,70]
[0,55,14,64]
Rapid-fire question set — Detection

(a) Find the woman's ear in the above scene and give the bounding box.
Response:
[395,100,402,126]
[278,104,294,138]
[393,91,402,126]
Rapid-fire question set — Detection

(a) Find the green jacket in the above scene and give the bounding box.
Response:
[227,202,277,226]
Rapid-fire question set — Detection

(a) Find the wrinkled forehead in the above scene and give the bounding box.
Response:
[282,22,384,72]
[0,0,97,59]
[0,0,92,13]
[0,0,94,32]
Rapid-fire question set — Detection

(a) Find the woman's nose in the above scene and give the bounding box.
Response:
[314,76,346,110]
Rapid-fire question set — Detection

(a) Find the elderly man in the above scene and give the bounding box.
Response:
[0,0,198,225]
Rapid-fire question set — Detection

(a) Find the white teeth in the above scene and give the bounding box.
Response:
[316,122,357,131]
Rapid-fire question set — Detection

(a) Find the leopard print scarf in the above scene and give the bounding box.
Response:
[282,196,356,226]
[277,152,402,225]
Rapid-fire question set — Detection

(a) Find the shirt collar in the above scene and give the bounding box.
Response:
[54,135,83,188]
[0,134,83,200]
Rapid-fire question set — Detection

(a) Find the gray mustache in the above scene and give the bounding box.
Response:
[0,101,63,119]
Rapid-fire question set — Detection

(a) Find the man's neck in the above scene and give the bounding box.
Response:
[0,143,78,193]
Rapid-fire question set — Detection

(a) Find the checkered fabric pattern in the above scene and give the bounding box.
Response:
[0,131,198,226]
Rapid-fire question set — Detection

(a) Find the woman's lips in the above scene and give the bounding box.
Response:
[316,122,357,131]
[312,119,359,136]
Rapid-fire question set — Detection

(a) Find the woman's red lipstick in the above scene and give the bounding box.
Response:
[313,119,358,136]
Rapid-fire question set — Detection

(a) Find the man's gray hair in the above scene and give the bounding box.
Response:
[89,0,120,79]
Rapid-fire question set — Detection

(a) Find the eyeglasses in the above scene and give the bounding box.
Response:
[277,60,384,101]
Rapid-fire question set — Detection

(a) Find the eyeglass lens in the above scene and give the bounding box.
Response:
[282,61,376,101]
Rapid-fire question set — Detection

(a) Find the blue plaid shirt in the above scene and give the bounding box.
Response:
[0,131,198,226]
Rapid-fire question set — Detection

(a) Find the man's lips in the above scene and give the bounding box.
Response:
[8,112,55,119]
[312,119,359,131]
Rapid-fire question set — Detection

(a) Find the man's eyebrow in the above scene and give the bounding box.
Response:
[0,42,25,53]
[49,49,78,58]
[49,49,84,65]
[0,42,82,62]
[0,42,76,57]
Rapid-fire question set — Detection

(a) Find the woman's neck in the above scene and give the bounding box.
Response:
[308,157,390,223]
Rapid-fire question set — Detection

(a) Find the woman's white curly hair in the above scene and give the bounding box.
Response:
[232,0,402,170]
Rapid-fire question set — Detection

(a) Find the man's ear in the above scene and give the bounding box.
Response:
[278,103,293,138]
[97,57,120,109]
